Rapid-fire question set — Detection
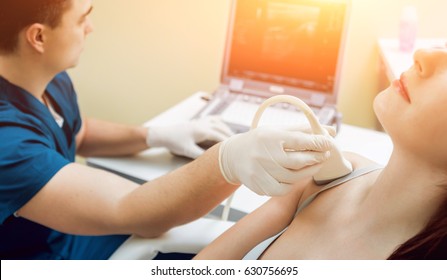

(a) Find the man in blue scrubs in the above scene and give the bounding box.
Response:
[0,0,334,259]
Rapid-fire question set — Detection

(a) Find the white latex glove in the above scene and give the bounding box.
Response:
[219,125,335,196]
[147,116,234,159]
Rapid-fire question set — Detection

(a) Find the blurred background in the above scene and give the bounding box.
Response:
[68,0,447,130]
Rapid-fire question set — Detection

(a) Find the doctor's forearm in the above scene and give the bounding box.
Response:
[16,145,237,238]
[76,118,148,157]
[118,145,239,238]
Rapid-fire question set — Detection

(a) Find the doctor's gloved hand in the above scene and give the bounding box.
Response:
[147,116,234,159]
[218,126,335,196]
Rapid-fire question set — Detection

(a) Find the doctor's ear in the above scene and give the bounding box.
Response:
[24,23,47,54]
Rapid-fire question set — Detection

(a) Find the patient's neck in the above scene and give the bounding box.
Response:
[361,149,446,232]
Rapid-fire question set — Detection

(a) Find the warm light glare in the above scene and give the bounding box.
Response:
[227,0,349,94]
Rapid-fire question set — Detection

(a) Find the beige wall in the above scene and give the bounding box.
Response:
[69,0,447,129]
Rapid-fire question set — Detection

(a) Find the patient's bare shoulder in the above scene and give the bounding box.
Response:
[296,152,381,207]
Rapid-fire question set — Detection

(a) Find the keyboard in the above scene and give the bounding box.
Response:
[196,92,337,134]
[221,100,310,132]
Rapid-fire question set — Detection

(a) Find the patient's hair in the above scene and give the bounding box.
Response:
[388,196,447,260]
[0,0,71,54]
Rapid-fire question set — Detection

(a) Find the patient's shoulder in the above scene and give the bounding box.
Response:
[296,151,381,208]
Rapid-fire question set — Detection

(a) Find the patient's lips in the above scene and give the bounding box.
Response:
[392,74,411,103]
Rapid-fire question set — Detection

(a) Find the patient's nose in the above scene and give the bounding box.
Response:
[413,47,447,78]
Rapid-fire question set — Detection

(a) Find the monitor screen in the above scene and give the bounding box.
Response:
[226,0,349,95]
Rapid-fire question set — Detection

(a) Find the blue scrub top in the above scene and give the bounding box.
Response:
[0,72,128,259]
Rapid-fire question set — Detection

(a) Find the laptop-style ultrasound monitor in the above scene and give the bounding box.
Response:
[196,0,351,133]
